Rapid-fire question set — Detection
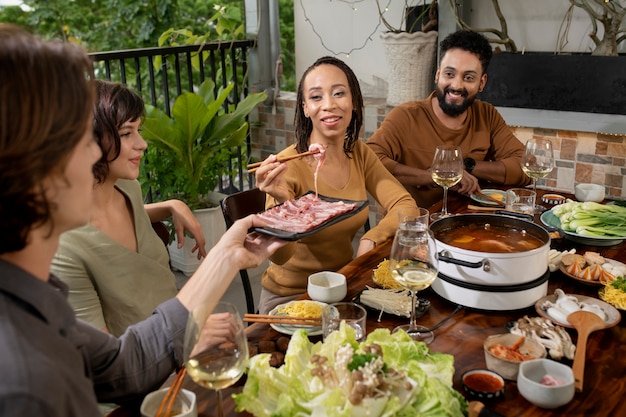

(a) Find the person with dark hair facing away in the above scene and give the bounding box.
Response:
[367,30,530,208]
[253,56,417,314]
[0,23,285,416]
[52,80,207,337]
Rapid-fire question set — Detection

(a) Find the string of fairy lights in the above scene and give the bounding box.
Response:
[299,0,394,57]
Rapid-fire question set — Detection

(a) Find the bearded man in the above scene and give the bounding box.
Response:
[367,30,531,208]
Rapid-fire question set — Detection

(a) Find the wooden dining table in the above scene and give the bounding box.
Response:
[112,188,625,417]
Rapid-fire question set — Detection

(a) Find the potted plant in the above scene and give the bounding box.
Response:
[376,0,439,106]
[447,0,626,115]
[140,79,267,275]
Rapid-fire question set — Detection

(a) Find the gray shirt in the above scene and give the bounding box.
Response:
[0,259,187,416]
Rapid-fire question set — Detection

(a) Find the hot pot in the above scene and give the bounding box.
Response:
[429,214,551,311]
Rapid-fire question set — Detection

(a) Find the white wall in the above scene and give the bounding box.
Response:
[466,0,624,54]
[294,0,624,90]
[293,0,625,134]
[295,0,408,98]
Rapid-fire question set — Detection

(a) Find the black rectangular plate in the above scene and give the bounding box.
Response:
[253,191,368,241]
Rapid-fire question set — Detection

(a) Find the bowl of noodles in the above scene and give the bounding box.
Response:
[599,276,626,310]
[372,259,402,289]
[361,259,429,318]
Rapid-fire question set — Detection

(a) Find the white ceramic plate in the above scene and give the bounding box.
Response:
[558,255,625,287]
[535,293,621,329]
[540,210,625,246]
[559,263,603,286]
[268,300,326,336]
[470,189,507,206]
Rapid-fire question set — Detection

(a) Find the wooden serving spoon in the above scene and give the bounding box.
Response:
[567,310,607,392]
[468,401,505,417]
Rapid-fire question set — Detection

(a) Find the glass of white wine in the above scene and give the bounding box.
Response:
[430,145,463,221]
[184,301,248,417]
[389,226,439,344]
[521,138,554,213]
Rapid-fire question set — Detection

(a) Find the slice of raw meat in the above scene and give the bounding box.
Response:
[257,193,357,233]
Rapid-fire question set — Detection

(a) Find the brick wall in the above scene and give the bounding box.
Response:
[249,93,626,222]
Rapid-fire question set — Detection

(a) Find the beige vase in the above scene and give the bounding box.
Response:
[380,31,438,106]
[168,206,227,276]
[167,191,228,276]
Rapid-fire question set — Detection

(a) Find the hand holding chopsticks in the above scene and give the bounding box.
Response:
[247,149,320,174]
[243,313,322,326]
[155,367,187,417]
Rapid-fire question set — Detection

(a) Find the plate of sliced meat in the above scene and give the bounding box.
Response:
[254,191,368,241]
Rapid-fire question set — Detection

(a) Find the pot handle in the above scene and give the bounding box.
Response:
[494,210,534,221]
[438,250,491,271]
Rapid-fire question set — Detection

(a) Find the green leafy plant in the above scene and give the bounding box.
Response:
[140,79,267,209]
[152,3,249,111]
[155,3,245,72]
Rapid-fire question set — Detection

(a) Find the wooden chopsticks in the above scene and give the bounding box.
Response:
[475,191,506,207]
[247,149,320,174]
[155,367,187,417]
[467,204,501,212]
[243,313,322,326]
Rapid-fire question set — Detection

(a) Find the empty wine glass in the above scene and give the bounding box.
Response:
[184,301,248,417]
[520,138,554,213]
[389,226,439,344]
[430,145,463,221]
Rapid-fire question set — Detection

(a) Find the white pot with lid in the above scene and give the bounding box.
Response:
[429,214,551,310]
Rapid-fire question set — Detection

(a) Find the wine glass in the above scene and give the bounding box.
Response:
[389,226,439,344]
[520,138,554,213]
[184,301,249,417]
[430,145,463,221]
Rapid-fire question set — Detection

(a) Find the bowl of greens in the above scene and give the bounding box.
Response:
[541,201,626,246]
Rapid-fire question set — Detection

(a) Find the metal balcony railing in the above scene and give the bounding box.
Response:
[89,40,257,195]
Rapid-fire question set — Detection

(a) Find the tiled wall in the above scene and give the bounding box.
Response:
[249,92,626,201]
[511,127,626,200]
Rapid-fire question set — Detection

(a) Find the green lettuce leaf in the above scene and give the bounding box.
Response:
[234,325,467,417]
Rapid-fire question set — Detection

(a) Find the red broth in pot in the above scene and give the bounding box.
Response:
[436,223,544,253]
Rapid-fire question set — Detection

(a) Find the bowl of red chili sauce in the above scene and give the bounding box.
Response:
[461,369,505,400]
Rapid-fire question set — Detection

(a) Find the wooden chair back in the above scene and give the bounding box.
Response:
[220,188,266,314]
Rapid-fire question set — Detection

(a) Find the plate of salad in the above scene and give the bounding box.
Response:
[234,323,467,417]
[541,201,626,246]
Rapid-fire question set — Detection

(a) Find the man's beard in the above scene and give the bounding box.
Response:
[435,86,476,117]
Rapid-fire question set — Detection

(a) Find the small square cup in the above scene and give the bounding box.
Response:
[574,183,605,202]
[398,207,430,230]
[322,302,367,342]
[483,333,546,380]
[307,271,347,303]
[517,358,575,409]
[505,188,536,214]
[140,387,197,417]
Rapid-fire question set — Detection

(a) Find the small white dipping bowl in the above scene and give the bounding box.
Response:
[517,358,575,409]
[575,183,605,202]
[140,387,197,417]
[307,271,347,303]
